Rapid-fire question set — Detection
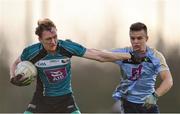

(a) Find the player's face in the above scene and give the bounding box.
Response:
[130,30,148,53]
[39,27,58,53]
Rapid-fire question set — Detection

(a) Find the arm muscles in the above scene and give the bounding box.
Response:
[155,70,173,97]
[83,48,131,62]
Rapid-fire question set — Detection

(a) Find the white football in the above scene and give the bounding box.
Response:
[15,61,37,79]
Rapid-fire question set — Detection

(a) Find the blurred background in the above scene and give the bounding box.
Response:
[0,0,180,112]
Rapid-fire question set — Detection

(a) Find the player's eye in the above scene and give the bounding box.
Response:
[130,37,135,40]
[137,37,143,40]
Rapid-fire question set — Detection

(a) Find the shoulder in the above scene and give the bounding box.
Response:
[58,39,85,51]
[25,42,41,49]
[147,47,169,72]
[24,43,42,53]
[147,47,168,68]
[21,42,42,60]
[59,39,81,46]
[147,47,166,60]
[58,39,86,56]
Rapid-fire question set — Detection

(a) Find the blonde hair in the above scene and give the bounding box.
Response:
[35,18,56,37]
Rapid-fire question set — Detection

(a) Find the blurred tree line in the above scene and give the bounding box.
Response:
[0,36,179,112]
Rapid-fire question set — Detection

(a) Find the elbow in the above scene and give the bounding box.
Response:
[169,73,173,88]
[166,77,173,91]
[95,56,109,62]
[169,78,173,89]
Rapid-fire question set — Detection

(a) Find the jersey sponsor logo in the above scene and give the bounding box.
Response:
[129,65,143,81]
[44,67,67,83]
[35,58,70,67]
[37,62,47,66]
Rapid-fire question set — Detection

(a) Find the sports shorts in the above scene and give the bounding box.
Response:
[25,93,79,113]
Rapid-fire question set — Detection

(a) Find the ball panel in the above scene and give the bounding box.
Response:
[15,61,37,79]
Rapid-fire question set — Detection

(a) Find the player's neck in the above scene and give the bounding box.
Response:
[135,48,146,54]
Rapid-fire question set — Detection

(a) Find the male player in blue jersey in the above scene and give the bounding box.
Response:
[112,22,173,113]
[10,18,141,113]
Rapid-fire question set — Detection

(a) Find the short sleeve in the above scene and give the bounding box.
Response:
[20,47,30,61]
[154,50,169,73]
[59,39,86,57]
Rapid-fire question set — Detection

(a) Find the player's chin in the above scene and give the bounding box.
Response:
[133,48,140,52]
[48,46,57,52]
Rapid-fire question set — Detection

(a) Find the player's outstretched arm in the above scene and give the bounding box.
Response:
[82,48,131,62]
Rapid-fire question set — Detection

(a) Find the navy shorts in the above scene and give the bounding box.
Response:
[122,98,160,113]
[25,93,79,113]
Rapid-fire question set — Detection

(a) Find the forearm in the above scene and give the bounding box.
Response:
[155,78,173,97]
[83,49,131,62]
[100,50,131,62]
[155,71,173,97]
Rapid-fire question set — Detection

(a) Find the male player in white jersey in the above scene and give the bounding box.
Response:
[9,18,141,113]
[112,22,173,113]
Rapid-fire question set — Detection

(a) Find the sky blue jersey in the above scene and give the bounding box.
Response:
[112,46,169,103]
[20,39,86,96]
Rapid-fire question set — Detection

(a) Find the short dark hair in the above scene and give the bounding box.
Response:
[130,22,147,34]
[35,18,56,37]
